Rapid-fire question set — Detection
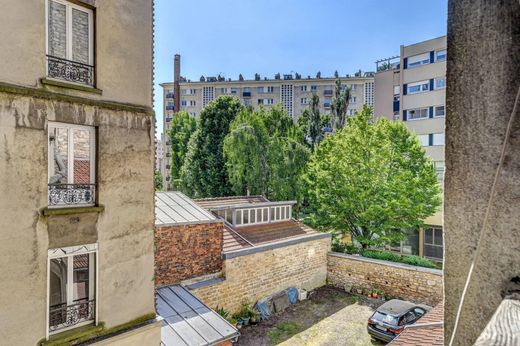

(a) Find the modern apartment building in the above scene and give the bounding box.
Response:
[156,133,165,173]
[160,55,375,188]
[374,36,446,261]
[0,1,160,344]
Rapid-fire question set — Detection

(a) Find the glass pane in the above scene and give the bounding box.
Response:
[257,208,262,222]
[263,208,268,222]
[72,8,90,64]
[49,127,69,184]
[236,210,242,225]
[270,207,275,221]
[243,209,249,224]
[48,1,67,58]
[425,229,433,244]
[402,229,419,255]
[276,207,280,220]
[49,257,68,328]
[434,228,443,245]
[286,207,290,219]
[73,254,90,302]
[250,209,256,223]
[73,129,91,184]
[225,210,233,224]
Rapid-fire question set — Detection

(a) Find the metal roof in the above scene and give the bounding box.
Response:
[195,196,296,211]
[155,192,218,227]
[156,285,239,346]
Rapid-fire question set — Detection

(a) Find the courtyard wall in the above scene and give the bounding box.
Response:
[327,252,442,306]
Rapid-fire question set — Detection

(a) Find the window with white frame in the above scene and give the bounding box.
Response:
[267,99,274,105]
[46,0,94,86]
[48,244,97,334]
[189,100,196,107]
[48,123,95,207]
[300,85,308,92]
[311,85,317,92]
[230,88,238,94]
[269,205,291,222]
[435,105,445,117]
[348,109,355,116]
[407,80,430,94]
[434,161,445,182]
[350,96,357,103]
[424,226,443,260]
[408,107,429,120]
[407,52,430,68]
[432,133,445,146]
[267,86,274,93]
[301,97,308,105]
[435,49,447,62]
[181,100,187,106]
[435,77,446,90]
[235,207,270,226]
[417,134,430,147]
[393,86,400,95]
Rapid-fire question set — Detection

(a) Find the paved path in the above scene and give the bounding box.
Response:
[279,302,380,346]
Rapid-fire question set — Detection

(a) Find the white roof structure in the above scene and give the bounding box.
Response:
[155,192,218,227]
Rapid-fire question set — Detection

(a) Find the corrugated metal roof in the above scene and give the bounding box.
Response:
[157,285,239,346]
[155,192,218,227]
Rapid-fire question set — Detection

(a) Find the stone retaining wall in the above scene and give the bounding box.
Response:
[327,253,442,306]
[191,235,330,313]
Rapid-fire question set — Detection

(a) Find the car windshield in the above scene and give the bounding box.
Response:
[372,312,398,325]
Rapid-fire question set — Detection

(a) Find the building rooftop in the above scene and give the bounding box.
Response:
[389,303,444,346]
[195,195,269,210]
[155,192,218,227]
[156,285,239,346]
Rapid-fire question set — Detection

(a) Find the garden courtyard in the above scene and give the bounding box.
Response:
[236,286,385,346]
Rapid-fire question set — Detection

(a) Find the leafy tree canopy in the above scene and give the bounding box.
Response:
[167,111,197,184]
[154,170,163,191]
[181,96,243,198]
[223,106,310,201]
[304,106,442,248]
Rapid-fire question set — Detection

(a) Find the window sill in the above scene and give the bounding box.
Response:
[41,78,103,95]
[40,205,105,217]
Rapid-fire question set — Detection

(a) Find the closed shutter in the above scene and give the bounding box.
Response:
[429,79,434,91]
[429,106,434,118]
[403,57,408,69]
[48,0,67,59]
[403,110,407,121]
[403,84,408,95]
[72,8,90,64]
[430,51,435,63]
[428,134,433,146]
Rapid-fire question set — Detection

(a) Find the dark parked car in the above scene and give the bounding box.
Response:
[367,299,431,343]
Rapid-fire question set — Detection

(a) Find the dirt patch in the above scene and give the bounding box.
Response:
[236,286,385,346]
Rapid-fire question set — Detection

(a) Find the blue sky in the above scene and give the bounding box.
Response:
[154,0,447,136]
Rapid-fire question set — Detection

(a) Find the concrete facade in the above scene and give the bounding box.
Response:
[327,253,443,307]
[191,236,330,314]
[444,1,520,345]
[0,0,160,345]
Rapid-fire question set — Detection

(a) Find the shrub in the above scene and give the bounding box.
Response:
[362,250,401,262]
[401,255,436,268]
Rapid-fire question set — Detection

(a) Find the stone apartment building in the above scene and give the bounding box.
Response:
[374,36,446,262]
[160,54,375,188]
[0,0,160,344]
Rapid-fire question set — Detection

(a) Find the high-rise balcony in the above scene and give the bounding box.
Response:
[242,91,251,97]
[166,105,175,110]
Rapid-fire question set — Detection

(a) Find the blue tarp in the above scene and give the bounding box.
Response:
[255,287,299,320]
[286,287,299,304]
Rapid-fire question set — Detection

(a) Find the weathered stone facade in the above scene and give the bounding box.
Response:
[155,222,224,287]
[327,253,442,306]
[191,236,330,313]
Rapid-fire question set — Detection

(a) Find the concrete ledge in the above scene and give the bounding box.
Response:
[223,232,331,260]
[328,252,443,276]
[41,78,103,95]
[41,205,105,217]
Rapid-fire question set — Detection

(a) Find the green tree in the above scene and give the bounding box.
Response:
[181,96,243,198]
[167,111,197,184]
[331,79,351,130]
[298,93,324,151]
[224,106,310,201]
[154,170,163,191]
[304,106,442,249]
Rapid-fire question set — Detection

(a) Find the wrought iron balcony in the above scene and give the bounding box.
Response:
[323,90,333,96]
[49,299,95,332]
[47,55,95,87]
[48,184,96,207]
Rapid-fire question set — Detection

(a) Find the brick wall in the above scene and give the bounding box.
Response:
[327,253,442,306]
[155,222,223,287]
[191,236,330,314]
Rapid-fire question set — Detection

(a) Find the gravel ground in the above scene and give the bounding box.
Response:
[235,286,385,346]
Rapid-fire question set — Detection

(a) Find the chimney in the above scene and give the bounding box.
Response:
[173,54,181,113]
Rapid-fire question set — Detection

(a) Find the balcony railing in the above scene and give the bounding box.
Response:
[49,299,95,332]
[47,55,95,87]
[323,90,333,96]
[48,184,96,207]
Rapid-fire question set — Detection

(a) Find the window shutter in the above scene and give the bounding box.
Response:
[429,106,434,118]
[403,84,408,95]
[429,134,433,146]
[403,110,407,121]
[72,8,90,64]
[403,57,408,69]
[48,0,67,59]
[429,79,434,90]
[430,51,435,63]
